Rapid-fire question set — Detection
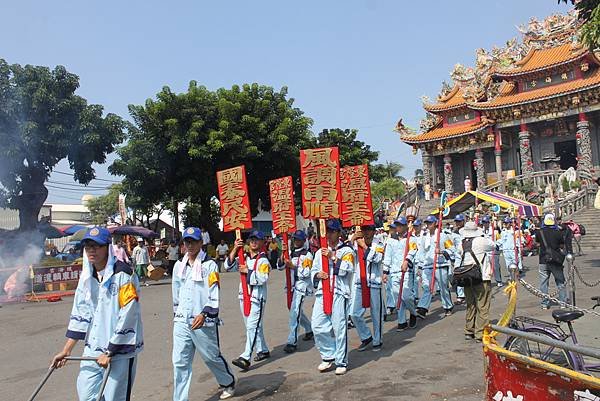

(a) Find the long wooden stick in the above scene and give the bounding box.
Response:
[236,229,251,317]
[319,219,333,315]
[356,225,370,308]
[282,232,293,310]
[429,192,447,293]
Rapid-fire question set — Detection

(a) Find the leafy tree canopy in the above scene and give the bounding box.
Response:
[0,59,127,230]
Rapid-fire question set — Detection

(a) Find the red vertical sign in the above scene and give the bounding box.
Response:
[300,147,341,315]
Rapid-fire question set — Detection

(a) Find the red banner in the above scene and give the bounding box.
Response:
[269,176,297,235]
[340,164,374,308]
[340,164,374,228]
[217,165,253,317]
[269,176,297,310]
[216,165,253,232]
[300,147,341,219]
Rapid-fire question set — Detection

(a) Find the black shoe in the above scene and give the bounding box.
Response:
[372,344,382,352]
[408,314,417,328]
[396,322,408,332]
[231,357,250,371]
[416,307,427,319]
[357,337,373,352]
[347,320,355,329]
[444,309,453,317]
[465,334,475,341]
[253,351,270,362]
[283,344,297,354]
[302,332,314,341]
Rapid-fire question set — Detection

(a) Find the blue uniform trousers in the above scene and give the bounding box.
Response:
[286,291,312,346]
[311,294,349,367]
[172,321,235,401]
[240,299,269,360]
[396,270,417,324]
[417,266,453,311]
[350,286,384,346]
[77,357,136,401]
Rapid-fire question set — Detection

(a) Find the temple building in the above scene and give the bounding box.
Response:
[397,11,600,193]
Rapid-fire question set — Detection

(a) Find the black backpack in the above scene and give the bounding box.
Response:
[452,237,484,287]
[579,224,586,236]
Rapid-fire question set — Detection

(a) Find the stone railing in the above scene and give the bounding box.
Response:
[545,186,598,218]
[484,170,565,192]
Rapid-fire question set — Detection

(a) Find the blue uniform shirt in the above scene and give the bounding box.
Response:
[311,242,355,299]
[416,229,454,269]
[66,249,143,360]
[353,240,385,289]
[172,251,221,326]
[276,247,314,296]
[225,251,270,302]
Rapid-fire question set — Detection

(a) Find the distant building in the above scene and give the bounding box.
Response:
[0,205,52,231]
[398,11,599,193]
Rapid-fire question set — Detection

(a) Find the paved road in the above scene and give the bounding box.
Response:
[2,253,599,401]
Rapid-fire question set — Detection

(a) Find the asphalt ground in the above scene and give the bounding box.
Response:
[2,252,599,401]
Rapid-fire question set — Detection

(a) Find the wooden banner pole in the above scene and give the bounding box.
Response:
[282,232,293,310]
[236,229,251,317]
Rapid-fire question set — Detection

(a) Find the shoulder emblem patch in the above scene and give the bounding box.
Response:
[302,258,313,269]
[444,239,453,249]
[118,282,138,308]
[342,253,354,263]
[208,271,220,287]
[258,263,270,274]
[409,242,418,251]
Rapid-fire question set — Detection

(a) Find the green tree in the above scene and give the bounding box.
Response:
[312,128,379,167]
[370,161,404,182]
[371,177,406,204]
[86,184,122,225]
[111,82,314,236]
[0,60,127,230]
[560,0,600,48]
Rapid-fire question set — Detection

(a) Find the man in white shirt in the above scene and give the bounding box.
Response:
[132,238,150,286]
[166,241,179,276]
[201,227,211,247]
[216,240,229,272]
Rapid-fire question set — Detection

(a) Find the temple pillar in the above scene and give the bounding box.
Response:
[576,113,593,180]
[494,128,505,192]
[518,125,533,182]
[421,149,432,187]
[431,156,438,190]
[474,148,486,189]
[443,154,453,194]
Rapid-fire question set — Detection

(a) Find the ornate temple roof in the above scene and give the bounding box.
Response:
[399,11,599,147]
[470,68,600,110]
[423,86,468,113]
[400,120,491,144]
[491,43,589,78]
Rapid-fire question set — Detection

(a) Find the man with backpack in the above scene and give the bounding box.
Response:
[454,221,494,342]
[534,214,568,310]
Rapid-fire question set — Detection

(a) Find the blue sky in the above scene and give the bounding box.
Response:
[2,0,569,204]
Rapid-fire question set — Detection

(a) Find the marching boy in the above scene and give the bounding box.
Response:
[172,227,236,400]
[277,230,314,353]
[349,224,385,351]
[311,219,356,375]
[51,227,143,401]
[226,230,271,370]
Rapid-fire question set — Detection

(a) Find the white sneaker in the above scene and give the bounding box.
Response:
[318,361,333,372]
[335,366,347,375]
[220,386,235,400]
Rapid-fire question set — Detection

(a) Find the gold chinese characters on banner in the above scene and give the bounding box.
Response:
[269,176,297,235]
[340,164,375,227]
[300,147,341,219]
[216,165,253,232]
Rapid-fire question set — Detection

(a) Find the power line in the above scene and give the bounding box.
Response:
[46,184,109,193]
[53,170,121,183]
[47,180,111,190]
